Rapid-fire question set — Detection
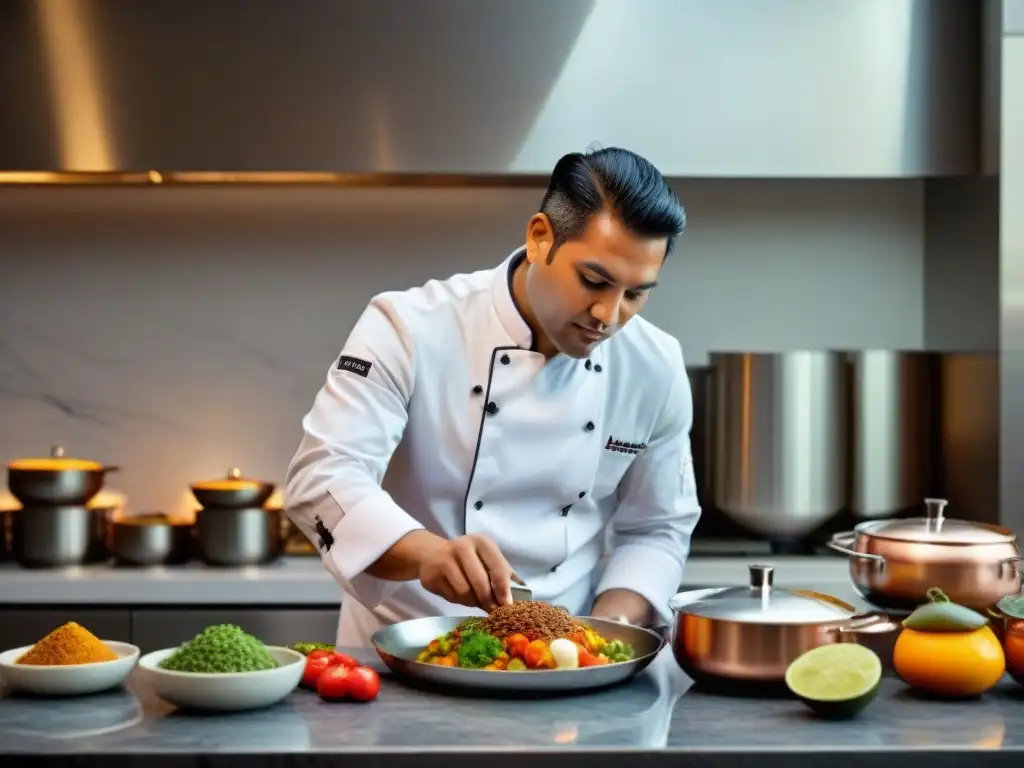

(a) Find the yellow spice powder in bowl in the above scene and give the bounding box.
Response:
[17,622,119,666]
[0,622,139,696]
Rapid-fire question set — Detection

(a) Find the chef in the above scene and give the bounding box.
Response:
[284,146,702,648]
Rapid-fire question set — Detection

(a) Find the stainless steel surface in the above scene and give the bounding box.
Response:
[939,353,1000,526]
[668,564,897,683]
[686,365,714,510]
[195,507,283,567]
[190,468,275,510]
[848,351,938,519]
[0,0,978,178]
[10,505,111,567]
[7,445,116,507]
[372,615,663,694]
[109,518,193,566]
[1003,21,1024,539]
[826,497,1023,612]
[710,351,846,538]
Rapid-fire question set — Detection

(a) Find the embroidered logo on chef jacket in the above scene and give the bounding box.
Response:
[337,355,372,378]
[314,515,334,552]
[605,437,647,456]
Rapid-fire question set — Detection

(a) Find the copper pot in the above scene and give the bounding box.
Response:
[827,497,1022,613]
[668,564,897,684]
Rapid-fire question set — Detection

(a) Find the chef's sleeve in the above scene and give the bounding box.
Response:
[594,339,702,625]
[284,297,424,609]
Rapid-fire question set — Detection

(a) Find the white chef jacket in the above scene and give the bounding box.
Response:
[284,247,702,648]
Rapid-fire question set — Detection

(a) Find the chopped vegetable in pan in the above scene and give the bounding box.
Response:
[416,601,636,671]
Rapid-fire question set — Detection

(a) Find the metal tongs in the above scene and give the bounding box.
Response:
[510,571,533,603]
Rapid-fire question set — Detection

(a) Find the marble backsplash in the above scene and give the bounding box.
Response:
[0,180,923,515]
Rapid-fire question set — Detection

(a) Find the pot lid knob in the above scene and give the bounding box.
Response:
[924,497,948,528]
[748,564,774,592]
[50,445,65,458]
[227,467,241,479]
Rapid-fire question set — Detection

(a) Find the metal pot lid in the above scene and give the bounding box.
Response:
[8,445,104,472]
[668,565,857,624]
[855,498,1015,545]
[191,467,266,491]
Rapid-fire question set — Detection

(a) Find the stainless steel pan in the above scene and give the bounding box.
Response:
[371,615,664,695]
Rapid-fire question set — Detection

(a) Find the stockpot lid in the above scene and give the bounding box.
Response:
[854,498,1015,545]
[667,564,856,624]
[191,467,266,491]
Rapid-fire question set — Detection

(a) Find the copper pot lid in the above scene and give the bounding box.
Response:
[191,467,267,491]
[8,445,104,472]
[668,565,857,625]
[854,498,1015,545]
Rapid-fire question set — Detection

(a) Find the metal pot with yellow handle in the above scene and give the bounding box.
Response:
[7,445,119,507]
[1,486,126,568]
[190,467,275,510]
[191,468,282,566]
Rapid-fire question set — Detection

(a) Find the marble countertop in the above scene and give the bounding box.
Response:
[0,647,1021,768]
[0,556,853,605]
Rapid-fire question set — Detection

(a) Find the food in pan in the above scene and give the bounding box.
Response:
[417,601,635,670]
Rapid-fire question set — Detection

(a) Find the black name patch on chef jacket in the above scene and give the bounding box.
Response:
[337,355,372,378]
[605,436,647,456]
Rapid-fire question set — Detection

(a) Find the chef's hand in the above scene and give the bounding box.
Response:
[417,533,514,611]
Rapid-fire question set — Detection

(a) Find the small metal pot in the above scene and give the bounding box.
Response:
[826,497,1022,613]
[11,504,113,567]
[0,510,11,562]
[280,514,316,556]
[109,514,194,566]
[7,445,119,507]
[196,506,284,566]
[190,467,275,510]
[668,564,897,684]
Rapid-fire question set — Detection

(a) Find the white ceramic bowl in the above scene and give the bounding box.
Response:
[0,640,140,696]
[137,645,305,711]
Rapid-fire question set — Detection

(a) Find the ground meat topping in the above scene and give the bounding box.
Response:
[476,601,583,642]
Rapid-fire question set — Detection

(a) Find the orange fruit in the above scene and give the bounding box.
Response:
[893,625,1005,696]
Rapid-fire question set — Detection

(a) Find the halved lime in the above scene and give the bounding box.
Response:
[785,643,883,720]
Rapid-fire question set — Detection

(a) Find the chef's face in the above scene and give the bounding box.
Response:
[523,210,666,358]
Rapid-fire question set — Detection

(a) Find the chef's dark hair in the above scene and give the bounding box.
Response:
[539,146,686,262]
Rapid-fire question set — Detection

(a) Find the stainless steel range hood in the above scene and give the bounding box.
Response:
[0,0,981,181]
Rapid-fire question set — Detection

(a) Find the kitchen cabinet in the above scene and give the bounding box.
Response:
[0,610,130,651]
[130,609,338,653]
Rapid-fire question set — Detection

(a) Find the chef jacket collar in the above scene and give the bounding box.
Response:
[492,246,535,350]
